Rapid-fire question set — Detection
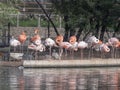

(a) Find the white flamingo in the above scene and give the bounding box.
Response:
[45,38,56,56]
[10,36,21,52]
[77,41,88,59]
[85,36,100,58]
[85,36,100,47]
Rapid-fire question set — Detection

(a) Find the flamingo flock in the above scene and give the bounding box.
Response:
[10,29,120,60]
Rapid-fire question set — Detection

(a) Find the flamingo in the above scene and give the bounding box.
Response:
[93,43,110,58]
[77,41,88,59]
[69,36,78,59]
[10,36,21,52]
[34,28,39,35]
[107,37,120,47]
[28,43,45,60]
[30,34,41,43]
[69,36,78,51]
[106,37,120,58]
[55,35,72,60]
[28,31,45,60]
[18,31,27,53]
[18,31,27,44]
[85,36,100,47]
[85,36,100,58]
[28,43,45,52]
[30,28,41,43]
[45,38,56,56]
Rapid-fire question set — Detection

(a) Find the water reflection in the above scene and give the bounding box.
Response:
[23,68,120,90]
[0,67,120,90]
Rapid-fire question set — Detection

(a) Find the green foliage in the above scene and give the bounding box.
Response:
[51,0,120,39]
[0,1,20,28]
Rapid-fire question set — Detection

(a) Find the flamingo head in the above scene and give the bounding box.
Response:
[55,35,63,44]
[88,36,99,45]
[91,37,99,44]
[101,44,110,53]
[31,35,41,42]
[69,36,77,44]
[34,28,39,34]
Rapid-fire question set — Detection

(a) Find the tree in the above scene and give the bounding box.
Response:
[0,0,20,28]
[51,0,120,41]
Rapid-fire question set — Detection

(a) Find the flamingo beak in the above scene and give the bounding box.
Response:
[98,40,102,44]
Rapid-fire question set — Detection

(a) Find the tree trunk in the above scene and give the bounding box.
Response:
[63,15,70,41]
[100,25,106,41]
[76,28,83,41]
[64,23,70,41]
[70,28,76,37]
[113,22,120,37]
[95,21,100,38]
[100,10,109,41]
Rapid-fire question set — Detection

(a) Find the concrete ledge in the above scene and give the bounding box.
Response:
[0,61,23,67]
[23,59,120,68]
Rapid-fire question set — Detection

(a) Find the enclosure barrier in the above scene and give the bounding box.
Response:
[23,59,120,68]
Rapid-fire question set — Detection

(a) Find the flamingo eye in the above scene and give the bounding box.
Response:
[96,39,99,42]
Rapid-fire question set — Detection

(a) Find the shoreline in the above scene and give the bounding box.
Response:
[0,59,120,68]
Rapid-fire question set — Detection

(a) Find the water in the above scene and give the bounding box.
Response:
[0,67,120,90]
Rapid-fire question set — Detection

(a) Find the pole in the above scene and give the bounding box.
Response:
[35,0,59,36]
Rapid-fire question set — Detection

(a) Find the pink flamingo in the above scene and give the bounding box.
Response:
[18,31,27,53]
[28,41,45,60]
[55,35,72,60]
[93,42,110,58]
[106,37,120,58]
[28,32,44,59]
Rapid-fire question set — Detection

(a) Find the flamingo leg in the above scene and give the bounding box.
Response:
[114,48,117,58]
[65,49,68,56]
[59,47,63,60]
[88,48,91,59]
[80,49,83,60]
[34,51,37,60]
[13,46,16,53]
[21,44,24,53]
[70,50,74,60]
[49,46,52,56]
[111,47,115,58]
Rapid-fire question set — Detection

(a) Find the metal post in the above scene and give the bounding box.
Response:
[17,14,19,27]
[38,14,41,27]
[59,16,62,30]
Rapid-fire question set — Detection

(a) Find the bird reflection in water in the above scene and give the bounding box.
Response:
[22,69,120,90]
